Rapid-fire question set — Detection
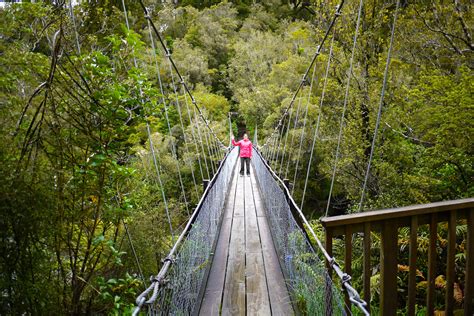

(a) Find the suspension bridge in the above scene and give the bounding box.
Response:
[67,0,474,315]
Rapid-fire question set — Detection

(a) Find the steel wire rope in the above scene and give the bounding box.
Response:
[138,0,226,148]
[121,0,177,237]
[181,87,205,181]
[273,113,289,171]
[300,28,337,211]
[202,120,216,176]
[165,59,199,197]
[192,104,211,179]
[268,132,278,164]
[253,125,258,147]
[285,94,304,179]
[278,108,293,176]
[261,1,345,149]
[325,0,365,217]
[358,0,401,212]
[143,17,190,216]
[67,0,80,55]
[291,60,320,196]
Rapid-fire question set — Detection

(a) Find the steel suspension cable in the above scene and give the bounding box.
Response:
[326,0,365,217]
[166,64,199,197]
[202,121,216,176]
[147,124,175,241]
[121,1,176,233]
[278,108,293,176]
[122,219,146,285]
[273,113,289,171]
[358,0,400,211]
[261,1,345,149]
[182,89,205,181]
[143,17,190,215]
[285,94,304,179]
[291,61,320,195]
[192,104,211,179]
[138,0,225,148]
[67,0,81,55]
[300,28,336,211]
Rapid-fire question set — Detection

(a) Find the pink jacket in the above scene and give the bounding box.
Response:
[232,139,252,158]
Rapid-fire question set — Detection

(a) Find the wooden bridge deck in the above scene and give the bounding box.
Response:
[199,162,294,316]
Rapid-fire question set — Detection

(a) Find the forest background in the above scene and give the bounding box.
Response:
[0,0,472,314]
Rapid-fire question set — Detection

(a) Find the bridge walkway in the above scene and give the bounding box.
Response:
[199,161,294,315]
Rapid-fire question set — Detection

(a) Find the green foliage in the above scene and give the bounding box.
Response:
[1,0,472,314]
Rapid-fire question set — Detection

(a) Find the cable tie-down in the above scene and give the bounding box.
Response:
[162,255,175,264]
[341,273,351,284]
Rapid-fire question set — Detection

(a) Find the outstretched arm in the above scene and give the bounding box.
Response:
[231,135,239,146]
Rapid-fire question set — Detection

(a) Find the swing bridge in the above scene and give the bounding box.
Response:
[73,0,474,315]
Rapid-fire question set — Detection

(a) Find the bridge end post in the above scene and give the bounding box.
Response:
[380,220,398,316]
[203,179,210,191]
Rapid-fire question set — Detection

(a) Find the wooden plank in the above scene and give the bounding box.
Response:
[222,258,246,315]
[321,198,474,228]
[222,216,245,316]
[224,168,239,219]
[445,211,456,314]
[344,226,353,315]
[363,222,371,307]
[199,218,232,316]
[245,176,261,254]
[427,213,437,315]
[407,216,418,316]
[246,253,271,315]
[233,175,245,217]
[465,209,474,316]
[380,220,398,316]
[257,214,294,315]
[250,169,265,217]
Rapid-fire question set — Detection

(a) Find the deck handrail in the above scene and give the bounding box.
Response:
[321,197,474,316]
[321,198,474,228]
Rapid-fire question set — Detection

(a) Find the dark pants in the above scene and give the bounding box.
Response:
[240,157,250,175]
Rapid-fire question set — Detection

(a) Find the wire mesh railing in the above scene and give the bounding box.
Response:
[252,146,369,315]
[133,147,238,315]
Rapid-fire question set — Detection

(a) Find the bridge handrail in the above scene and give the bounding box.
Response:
[254,145,370,315]
[321,198,474,230]
[320,198,474,315]
[133,147,237,315]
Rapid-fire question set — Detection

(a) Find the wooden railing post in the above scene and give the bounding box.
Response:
[407,216,418,316]
[445,210,456,314]
[427,213,437,315]
[363,222,371,307]
[380,220,398,316]
[465,209,474,316]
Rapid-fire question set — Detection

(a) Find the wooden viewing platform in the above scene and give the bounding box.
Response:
[199,162,294,315]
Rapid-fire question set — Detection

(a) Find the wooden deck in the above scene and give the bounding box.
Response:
[199,162,293,316]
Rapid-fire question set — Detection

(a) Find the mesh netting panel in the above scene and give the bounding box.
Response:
[147,148,238,315]
[252,150,346,315]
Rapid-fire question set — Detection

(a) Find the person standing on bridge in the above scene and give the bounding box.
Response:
[231,133,252,176]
